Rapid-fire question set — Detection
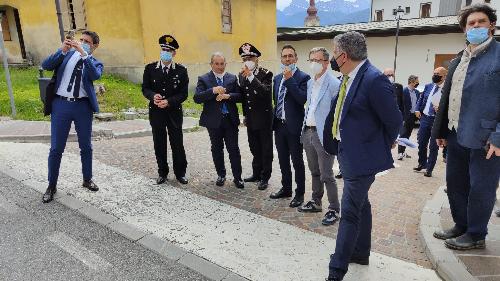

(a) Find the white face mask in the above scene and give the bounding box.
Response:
[309,62,323,75]
[388,76,395,83]
[244,60,256,71]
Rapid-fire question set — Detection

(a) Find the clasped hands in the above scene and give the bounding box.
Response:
[213,86,230,101]
[153,94,169,108]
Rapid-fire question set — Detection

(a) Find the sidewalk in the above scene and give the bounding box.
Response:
[420,187,500,281]
[0,117,200,142]
[0,142,440,281]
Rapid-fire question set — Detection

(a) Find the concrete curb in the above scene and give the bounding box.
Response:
[418,186,478,281]
[0,164,249,281]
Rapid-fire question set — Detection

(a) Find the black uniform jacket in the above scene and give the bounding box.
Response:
[239,67,274,130]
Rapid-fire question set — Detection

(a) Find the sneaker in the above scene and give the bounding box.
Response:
[397,153,404,160]
[322,210,340,226]
[298,200,322,213]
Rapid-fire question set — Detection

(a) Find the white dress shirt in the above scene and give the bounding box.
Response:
[336,59,367,140]
[56,51,89,98]
[305,71,327,126]
[423,84,442,116]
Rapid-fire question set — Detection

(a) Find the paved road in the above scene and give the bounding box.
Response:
[0,172,209,281]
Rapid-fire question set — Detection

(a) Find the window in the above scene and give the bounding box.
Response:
[420,3,431,18]
[375,10,383,22]
[221,0,232,33]
[405,7,410,14]
[61,0,87,31]
[0,11,11,41]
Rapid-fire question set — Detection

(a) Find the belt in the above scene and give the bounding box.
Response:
[305,125,316,130]
[56,95,88,102]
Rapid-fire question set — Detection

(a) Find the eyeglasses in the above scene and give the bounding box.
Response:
[80,38,92,45]
[307,59,327,63]
[281,54,295,59]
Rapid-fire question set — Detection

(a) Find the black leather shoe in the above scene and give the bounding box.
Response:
[349,255,369,265]
[82,179,99,191]
[244,175,260,182]
[176,176,188,184]
[289,197,304,208]
[234,178,244,189]
[445,234,485,250]
[334,172,343,179]
[433,226,466,240]
[325,275,342,281]
[269,188,292,199]
[156,176,167,185]
[42,186,57,203]
[413,165,425,171]
[216,176,226,186]
[258,180,268,190]
[424,171,432,177]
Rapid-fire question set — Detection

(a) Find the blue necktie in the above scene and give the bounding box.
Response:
[275,79,286,120]
[67,59,83,98]
[428,86,440,116]
[216,77,229,114]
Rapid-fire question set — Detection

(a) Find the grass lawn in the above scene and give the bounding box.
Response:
[0,67,204,121]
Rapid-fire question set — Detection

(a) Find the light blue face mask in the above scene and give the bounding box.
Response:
[160,51,173,62]
[466,27,490,45]
[81,43,91,54]
[280,63,296,72]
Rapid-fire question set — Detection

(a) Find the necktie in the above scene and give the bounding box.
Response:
[163,66,168,74]
[332,75,349,138]
[216,77,229,114]
[67,59,84,98]
[428,86,440,116]
[275,79,287,119]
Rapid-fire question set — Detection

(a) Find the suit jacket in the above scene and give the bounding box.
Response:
[323,60,403,178]
[194,71,241,129]
[432,40,500,149]
[239,66,274,130]
[142,61,189,128]
[402,86,420,119]
[301,72,340,147]
[272,69,310,135]
[42,49,103,113]
[394,82,404,114]
[415,83,437,115]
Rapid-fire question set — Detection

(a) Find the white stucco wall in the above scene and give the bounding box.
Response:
[277,32,466,86]
[371,0,442,21]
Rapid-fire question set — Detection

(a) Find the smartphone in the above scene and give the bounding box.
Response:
[65,30,75,40]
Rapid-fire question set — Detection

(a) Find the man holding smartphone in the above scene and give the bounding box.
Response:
[41,30,103,203]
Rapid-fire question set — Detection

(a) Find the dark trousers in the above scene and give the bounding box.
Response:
[417,114,438,172]
[274,121,305,198]
[207,116,242,179]
[151,116,187,178]
[48,98,93,187]
[446,130,500,240]
[329,174,375,277]
[398,114,416,154]
[247,126,273,181]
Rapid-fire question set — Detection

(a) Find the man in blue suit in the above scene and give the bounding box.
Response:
[432,4,499,251]
[41,31,103,203]
[269,45,310,208]
[414,67,447,177]
[298,47,341,227]
[194,52,244,189]
[323,32,402,281]
[397,75,420,160]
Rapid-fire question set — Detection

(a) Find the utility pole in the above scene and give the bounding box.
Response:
[0,13,16,118]
[55,0,65,42]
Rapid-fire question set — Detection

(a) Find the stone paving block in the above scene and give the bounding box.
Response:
[108,220,147,242]
[78,205,117,226]
[179,253,230,281]
[56,195,88,210]
[137,234,187,261]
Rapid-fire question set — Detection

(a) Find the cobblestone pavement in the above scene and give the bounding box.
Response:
[66,128,445,268]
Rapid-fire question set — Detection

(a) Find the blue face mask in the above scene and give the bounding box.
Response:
[466,27,490,45]
[81,43,91,54]
[160,51,173,62]
[280,63,296,72]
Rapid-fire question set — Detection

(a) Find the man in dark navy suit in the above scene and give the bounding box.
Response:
[194,52,244,189]
[269,45,310,208]
[323,32,402,281]
[41,30,103,203]
[397,75,421,160]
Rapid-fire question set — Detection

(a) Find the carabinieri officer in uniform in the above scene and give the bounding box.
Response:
[142,35,189,185]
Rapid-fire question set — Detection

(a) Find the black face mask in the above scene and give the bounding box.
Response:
[432,74,442,84]
[415,83,420,88]
[330,54,345,72]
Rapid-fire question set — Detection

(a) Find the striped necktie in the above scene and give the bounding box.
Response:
[332,75,349,138]
[216,77,229,114]
[275,79,287,119]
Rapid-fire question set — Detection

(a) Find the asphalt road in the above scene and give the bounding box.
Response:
[0,172,209,281]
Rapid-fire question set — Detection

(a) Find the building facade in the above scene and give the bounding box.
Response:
[0,0,277,85]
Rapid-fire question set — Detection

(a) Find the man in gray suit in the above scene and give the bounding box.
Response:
[298,47,341,226]
[432,3,500,251]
